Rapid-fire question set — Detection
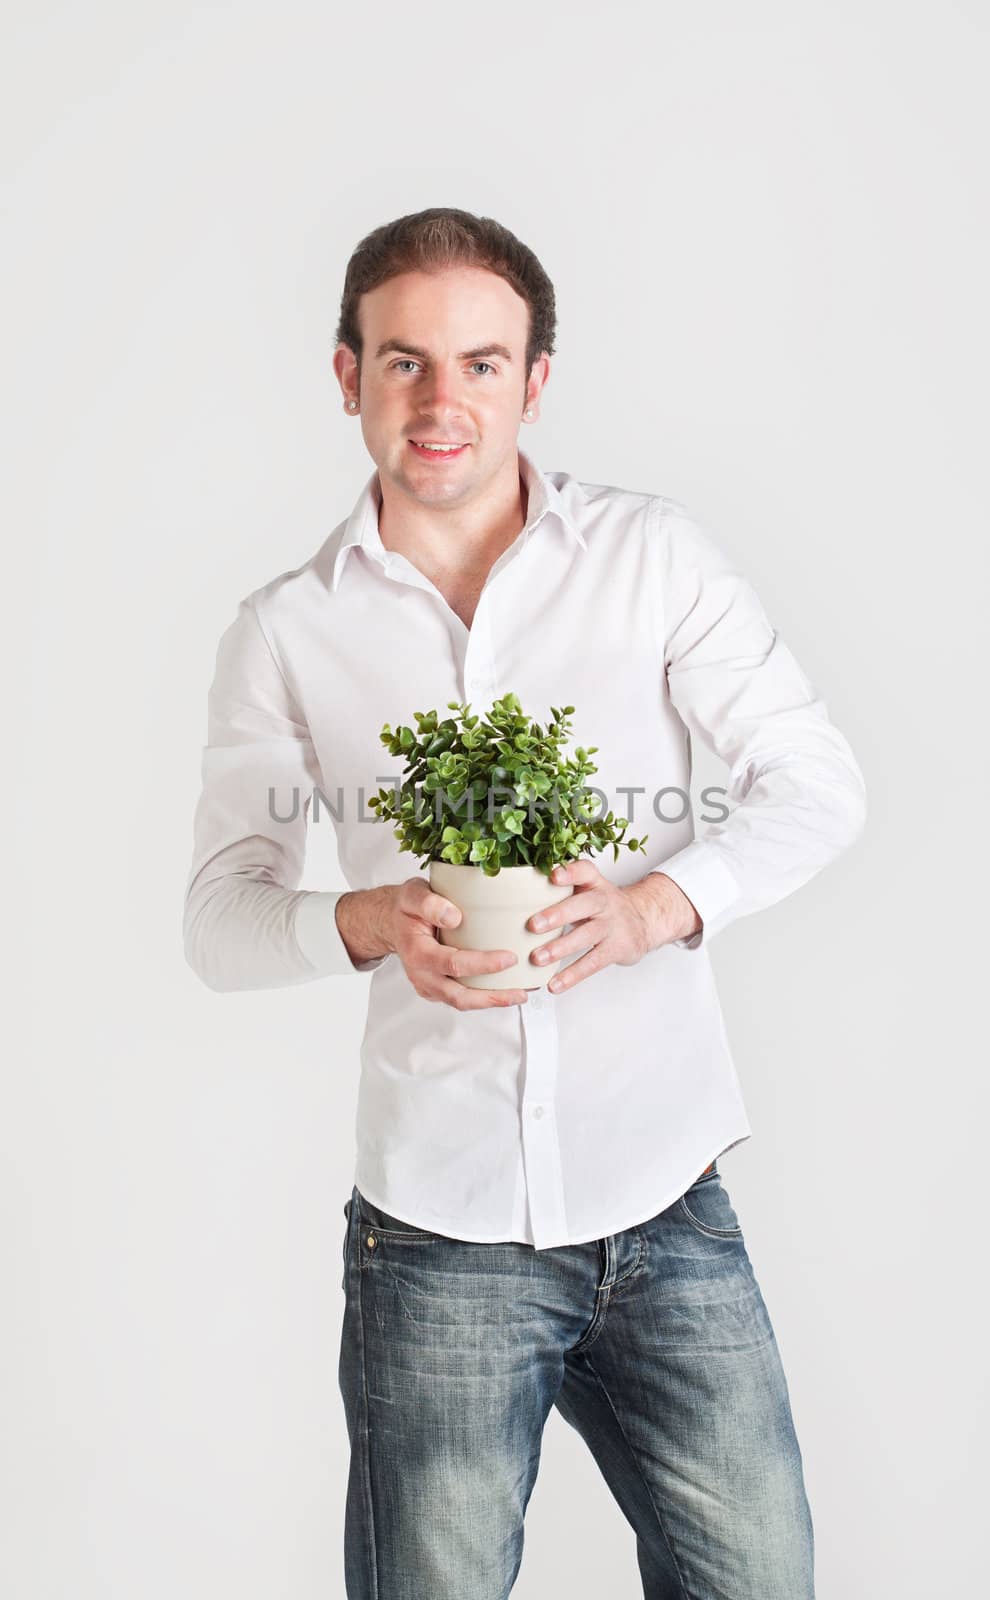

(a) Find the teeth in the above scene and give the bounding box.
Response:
[415,442,463,451]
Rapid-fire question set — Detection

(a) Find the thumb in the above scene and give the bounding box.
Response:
[431,894,461,929]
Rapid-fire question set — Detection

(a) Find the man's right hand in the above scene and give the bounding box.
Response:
[332,883,530,1004]
[385,878,530,1009]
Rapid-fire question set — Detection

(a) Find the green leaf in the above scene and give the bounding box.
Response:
[377,693,636,870]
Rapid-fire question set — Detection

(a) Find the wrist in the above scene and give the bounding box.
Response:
[335,885,398,964]
[631,872,702,951]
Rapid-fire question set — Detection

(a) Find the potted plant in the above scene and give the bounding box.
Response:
[368,692,648,991]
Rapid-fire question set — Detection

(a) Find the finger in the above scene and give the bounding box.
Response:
[524,861,597,932]
[543,940,610,994]
[403,879,463,931]
[411,921,522,978]
[550,858,599,888]
[530,926,600,968]
[405,930,529,1001]
[436,943,523,981]
[407,919,522,981]
[402,942,528,1005]
[435,976,530,1010]
[428,894,462,930]
[528,889,603,933]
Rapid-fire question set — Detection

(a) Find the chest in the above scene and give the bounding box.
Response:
[285,508,672,830]
[434,571,486,632]
[411,552,491,632]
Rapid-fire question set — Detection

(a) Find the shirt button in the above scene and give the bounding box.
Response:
[533,1106,544,1119]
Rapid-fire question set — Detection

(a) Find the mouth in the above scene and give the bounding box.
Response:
[408,439,470,461]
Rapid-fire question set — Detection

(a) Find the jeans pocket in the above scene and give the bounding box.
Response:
[356,1188,439,1244]
[341,1196,353,1290]
[678,1174,744,1238]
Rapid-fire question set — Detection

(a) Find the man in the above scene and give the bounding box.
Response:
[183,207,866,1598]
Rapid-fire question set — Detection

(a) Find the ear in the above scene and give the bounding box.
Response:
[522,351,551,419]
[334,343,360,408]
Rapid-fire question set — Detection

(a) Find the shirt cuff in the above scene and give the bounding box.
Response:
[293,890,390,975]
[648,843,742,951]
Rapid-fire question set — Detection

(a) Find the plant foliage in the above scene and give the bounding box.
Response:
[367,691,648,877]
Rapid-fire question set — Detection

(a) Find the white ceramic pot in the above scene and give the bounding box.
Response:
[428,861,576,990]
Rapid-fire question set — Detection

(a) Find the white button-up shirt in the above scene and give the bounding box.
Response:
[183,450,867,1249]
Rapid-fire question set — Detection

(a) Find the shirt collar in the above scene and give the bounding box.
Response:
[330,448,586,593]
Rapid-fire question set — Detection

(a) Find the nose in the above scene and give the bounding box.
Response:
[416,363,467,422]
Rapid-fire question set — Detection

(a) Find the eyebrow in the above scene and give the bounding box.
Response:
[374,339,514,363]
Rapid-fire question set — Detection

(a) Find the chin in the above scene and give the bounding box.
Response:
[398,457,475,491]
[407,477,471,503]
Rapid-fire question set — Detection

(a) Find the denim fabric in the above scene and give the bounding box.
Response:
[337,1167,815,1598]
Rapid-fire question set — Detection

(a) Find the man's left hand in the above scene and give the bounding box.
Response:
[527,860,702,995]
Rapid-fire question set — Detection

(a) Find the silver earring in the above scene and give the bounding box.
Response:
[347,399,358,411]
[524,407,534,418]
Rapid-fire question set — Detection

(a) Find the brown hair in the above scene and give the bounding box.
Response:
[334,207,557,379]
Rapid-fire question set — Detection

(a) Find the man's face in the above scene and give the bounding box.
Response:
[337,266,548,512]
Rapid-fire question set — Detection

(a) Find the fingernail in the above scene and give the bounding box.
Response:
[531,916,546,930]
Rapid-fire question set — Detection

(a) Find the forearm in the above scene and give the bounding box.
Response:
[626,872,703,952]
[333,884,398,966]
[184,875,334,992]
[184,869,395,992]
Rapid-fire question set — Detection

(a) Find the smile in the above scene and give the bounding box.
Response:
[408,440,470,460]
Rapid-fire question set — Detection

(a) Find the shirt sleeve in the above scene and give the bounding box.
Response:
[647,497,868,950]
[182,596,389,990]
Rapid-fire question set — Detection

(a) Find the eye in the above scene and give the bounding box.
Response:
[393,359,421,373]
[471,362,495,375]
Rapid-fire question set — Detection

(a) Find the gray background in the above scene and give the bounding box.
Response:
[5,1,987,1594]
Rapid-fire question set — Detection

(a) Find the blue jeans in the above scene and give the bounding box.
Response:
[338,1164,815,1598]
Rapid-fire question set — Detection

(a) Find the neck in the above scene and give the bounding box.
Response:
[377,455,528,581]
